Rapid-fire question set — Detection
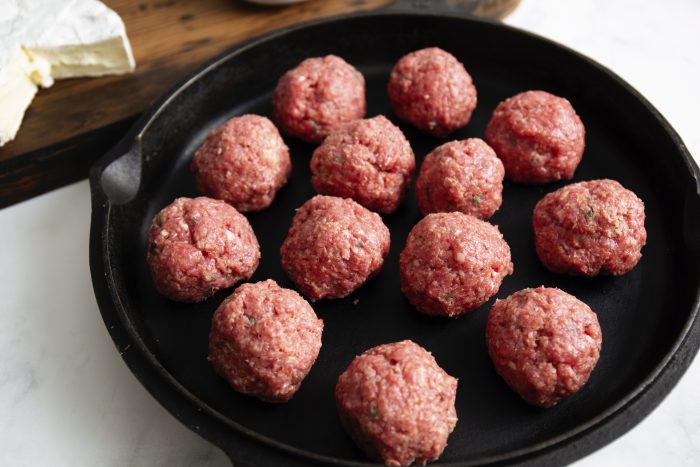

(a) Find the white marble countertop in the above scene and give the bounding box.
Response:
[1,0,699,465]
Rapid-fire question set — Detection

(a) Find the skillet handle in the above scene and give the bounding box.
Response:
[386,0,520,19]
[89,139,142,206]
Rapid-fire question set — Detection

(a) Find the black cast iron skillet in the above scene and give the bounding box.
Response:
[89,1,700,465]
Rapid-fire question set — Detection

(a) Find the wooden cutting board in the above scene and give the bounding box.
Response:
[0,0,519,207]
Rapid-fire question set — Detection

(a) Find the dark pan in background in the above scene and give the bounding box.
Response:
[89,2,700,466]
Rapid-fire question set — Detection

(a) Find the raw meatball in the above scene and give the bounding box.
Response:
[146,197,260,302]
[335,340,458,466]
[273,55,366,143]
[280,195,390,301]
[311,115,415,213]
[208,280,323,402]
[533,179,647,276]
[486,287,602,408]
[388,47,477,137]
[485,90,585,183]
[416,138,504,219]
[400,212,513,317]
[191,114,291,212]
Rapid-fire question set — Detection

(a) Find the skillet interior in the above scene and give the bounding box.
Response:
[92,12,700,465]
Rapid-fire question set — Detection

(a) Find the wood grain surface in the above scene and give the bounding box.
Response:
[0,0,519,207]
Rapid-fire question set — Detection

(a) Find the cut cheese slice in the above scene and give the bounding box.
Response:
[0,0,135,147]
[26,0,135,79]
[0,48,39,146]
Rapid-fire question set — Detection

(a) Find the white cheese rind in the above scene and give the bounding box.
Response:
[0,0,78,85]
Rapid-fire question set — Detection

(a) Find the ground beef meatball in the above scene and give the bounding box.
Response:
[335,340,458,466]
[400,212,512,317]
[280,195,390,301]
[532,179,647,276]
[486,287,602,408]
[208,280,323,402]
[388,47,477,137]
[416,138,504,219]
[272,55,366,143]
[191,114,291,212]
[146,197,260,302]
[485,90,585,183]
[310,115,415,213]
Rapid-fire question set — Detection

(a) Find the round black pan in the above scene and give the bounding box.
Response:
[89,3,700,466]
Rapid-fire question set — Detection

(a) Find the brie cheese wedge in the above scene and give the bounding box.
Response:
[0,47,39,146]
[0,0,136,147]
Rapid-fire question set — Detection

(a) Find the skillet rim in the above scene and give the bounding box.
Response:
[89,8,700,466]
